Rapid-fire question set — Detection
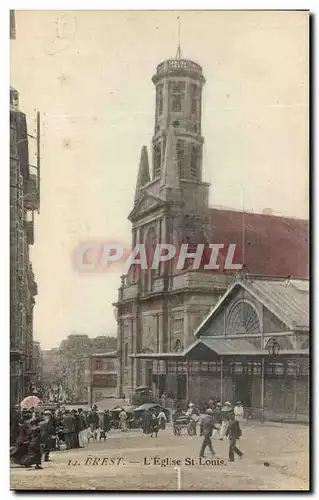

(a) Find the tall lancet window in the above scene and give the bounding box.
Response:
[170,81,185,112]
[156,84,164,116]
[176,139,185,178]
[191,83,200,115]
[154,143,161,178]
[190,145,200,179]
[144,227,157,291]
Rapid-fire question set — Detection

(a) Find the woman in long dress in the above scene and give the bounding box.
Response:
[119,410,127,431]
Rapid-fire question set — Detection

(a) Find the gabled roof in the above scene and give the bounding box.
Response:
[194,277,309,337]
[128,191,166,221]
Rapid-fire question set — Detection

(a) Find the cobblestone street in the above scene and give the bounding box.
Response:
[10,422,309,491]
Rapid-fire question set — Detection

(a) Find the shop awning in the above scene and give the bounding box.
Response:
[129,338,309,362]
[184,337,261,359]
[184,337,309,360]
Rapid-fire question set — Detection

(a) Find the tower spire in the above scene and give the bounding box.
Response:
[175,16,182,60]
[134,145,150,203]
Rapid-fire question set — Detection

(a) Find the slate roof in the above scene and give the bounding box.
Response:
[249,279,309,329]
[206,209,309,279]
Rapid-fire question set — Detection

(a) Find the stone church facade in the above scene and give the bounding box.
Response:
[114,55,309,399]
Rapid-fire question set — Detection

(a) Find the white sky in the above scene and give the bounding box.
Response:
[10,10,308,349]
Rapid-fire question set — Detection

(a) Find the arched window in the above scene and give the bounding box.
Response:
[154,144,161,177]
[170,81,185,112]
[190,145,200,179]
[124,342,128,367]
[174,339,183,352]
[176,139,184,178]
[191,83,199,114]
[144,227,157,291]
[156,84,163,116]
[227,301,261,335]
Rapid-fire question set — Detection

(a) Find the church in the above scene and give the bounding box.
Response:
[114,53,309,415]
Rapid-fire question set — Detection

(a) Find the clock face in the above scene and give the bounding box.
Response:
[227,301,260,335]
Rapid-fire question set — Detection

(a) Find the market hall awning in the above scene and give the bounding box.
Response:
[183,337,261,360]
[130,337,309,361]
[183,337,309,360]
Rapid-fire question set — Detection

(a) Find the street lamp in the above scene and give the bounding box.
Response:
[261,338,280,424]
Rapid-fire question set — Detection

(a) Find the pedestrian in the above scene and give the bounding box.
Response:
[87,407,99,434]
[142,409,151,434]
[62,410,75,450]
[119,409,127,432]
[212,403,222,439]
[10,411,33,465]
[161,392,167,408]
[24,418,43,469]
[158,409,166,431]
[219,401,232,440]
[72,409,80,448]
[226,412,243,462]
[150,411,159,438]
[234,401,244,423]
[208,397,215,409]
[100,410,111,441]
[186,403,199,435]
[103,410,112,431]
[39,410,55,462]
[199,409,218,458]
[78,408,88,448]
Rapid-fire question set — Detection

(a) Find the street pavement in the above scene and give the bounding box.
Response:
[10,422,309,491]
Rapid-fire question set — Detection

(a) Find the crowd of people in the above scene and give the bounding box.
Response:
[10,404,113,470]
[140,407,167,437]
[10,397,245,469]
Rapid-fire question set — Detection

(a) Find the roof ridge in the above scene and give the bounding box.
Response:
[209,207,309,222]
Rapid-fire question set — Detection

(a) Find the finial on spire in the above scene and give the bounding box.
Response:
[175,16,182,60]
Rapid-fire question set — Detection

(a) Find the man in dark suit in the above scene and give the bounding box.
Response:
[226,412,243,462]
[199,409,218,458]
[62,410,75,450]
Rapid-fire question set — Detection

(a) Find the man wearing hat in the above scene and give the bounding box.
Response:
[199,409,219,458]
[212,403,222,439]
[226,412,243,462]
[219,402,232,440]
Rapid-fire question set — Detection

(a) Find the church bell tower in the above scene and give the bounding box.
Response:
[131,51,210,257]
[151,57,205,184]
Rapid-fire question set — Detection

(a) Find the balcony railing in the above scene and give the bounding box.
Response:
[172,270,229,291]
[156,59,202,74]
